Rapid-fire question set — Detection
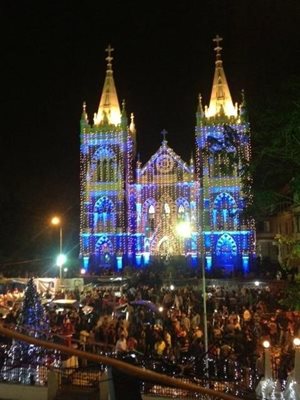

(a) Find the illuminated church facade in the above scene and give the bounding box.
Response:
[80,37,256,274]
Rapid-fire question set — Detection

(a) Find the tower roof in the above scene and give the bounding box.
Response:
[205,35,237,119]
[94,45,121,126]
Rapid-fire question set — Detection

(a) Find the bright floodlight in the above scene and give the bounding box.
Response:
[56,254,67,267]
[254,281,260,286]
[263,340,270,349]
[176,221,192,238]
[294,338,300,347]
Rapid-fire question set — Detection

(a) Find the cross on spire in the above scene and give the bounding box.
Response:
[105,44,114,70]
[161,129,168,142]
[213,35,223,61]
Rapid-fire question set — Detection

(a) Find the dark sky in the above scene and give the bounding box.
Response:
[1,0,299,262]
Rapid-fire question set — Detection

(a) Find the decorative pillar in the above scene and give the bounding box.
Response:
[255,340,279,399]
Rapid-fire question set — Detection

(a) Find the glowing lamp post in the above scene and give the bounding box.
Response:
[51,216,63,255]
[284,337,300,399]
[294,338,300,381]
[263,340,272,379]
[56,254,67,282]
[176,221,208,371]
[256,340,277,398]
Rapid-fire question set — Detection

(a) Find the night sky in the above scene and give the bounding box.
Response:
[1,1,299,264]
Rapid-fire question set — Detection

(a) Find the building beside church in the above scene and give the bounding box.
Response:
[79,37,256,274]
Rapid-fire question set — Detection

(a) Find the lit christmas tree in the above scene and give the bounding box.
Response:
[1,278,60,384]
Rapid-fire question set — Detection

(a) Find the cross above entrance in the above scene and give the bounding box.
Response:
[161,129,168,142]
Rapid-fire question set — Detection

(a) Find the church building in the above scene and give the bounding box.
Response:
[79,37,256,274]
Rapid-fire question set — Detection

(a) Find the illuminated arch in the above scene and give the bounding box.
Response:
[216,233,237,256]
[142,198,156,231]
[151,233,180,256]
[176,197,190,221]
[213,192,236,208]
[92,146,116,161]
[95,235,114,253]
[94,196,115,213]
[90,146,117,182]
[94,196,116,231]
[144,238,150,252]
[213,192,238,229]
[95,235,114,265]
[158,195,175,217]
[149,205,155,214]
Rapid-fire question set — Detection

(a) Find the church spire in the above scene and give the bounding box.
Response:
[239,89,248,122]
[129,112,136,135]
[206,35,237,119]
[81,101,89,123]
[196,93,205,125]
[94,45,121,126]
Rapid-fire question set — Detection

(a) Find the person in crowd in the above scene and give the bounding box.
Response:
[1,269,299,388]
[115,332,128,353]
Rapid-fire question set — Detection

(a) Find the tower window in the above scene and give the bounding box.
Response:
[148,205,155,231]
[164,203,170,214]
[149,205,155,215]
[178,204,185,220]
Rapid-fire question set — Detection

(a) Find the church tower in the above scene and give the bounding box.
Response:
[79,46,136,271]
[196,36,255,274]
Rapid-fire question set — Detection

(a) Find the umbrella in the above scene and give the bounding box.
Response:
[130,300,159,313]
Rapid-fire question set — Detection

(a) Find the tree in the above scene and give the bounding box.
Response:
[274,233,300,272]
[0,278,60,384]
[279,281,300,311]
[250,76,300,218]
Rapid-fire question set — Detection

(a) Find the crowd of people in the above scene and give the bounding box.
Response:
[0,268,298,382]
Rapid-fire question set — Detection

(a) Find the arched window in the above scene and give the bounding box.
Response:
[178,204,185,220]
[176,198,190,222]
[148,205,155,231]
[103,159,108,181]
[149,205,155,215]
[215,233,237,270]
[92,146,116,182]
[164,203,170,214]
[213,192,238,230]
[95,236,114,266]
[109,159,115,181]
[142,199,156,232]
[94,197,116,232]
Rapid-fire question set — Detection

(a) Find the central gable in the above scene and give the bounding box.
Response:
[139,141,191,184]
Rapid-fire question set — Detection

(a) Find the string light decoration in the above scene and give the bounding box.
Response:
[195,35,255,274]
[0,278,60,384]
[80,46,134,271]
[79,38,255,273]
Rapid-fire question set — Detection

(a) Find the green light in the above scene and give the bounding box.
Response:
[56,254,67,267]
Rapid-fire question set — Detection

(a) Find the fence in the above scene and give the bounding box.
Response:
[1,324,296,399]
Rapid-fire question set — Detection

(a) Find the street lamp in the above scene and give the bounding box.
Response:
[51,216,63,255]
[176,221,208,371]
[256,339,278,398]
[56,254,67,282]
[51,216,65,286]
[293,338,300,381]
[284,337,300,399]
[262,340,272,379]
